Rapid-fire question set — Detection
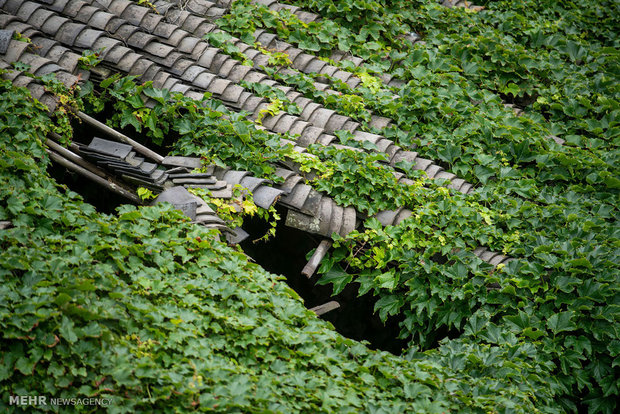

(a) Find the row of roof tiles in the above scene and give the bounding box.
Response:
[206,0,408,86]
[154,0,372,88]
[1,0,476,195]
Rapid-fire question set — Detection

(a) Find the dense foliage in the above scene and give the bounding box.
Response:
[215,1,619,412]
[1,0,618,412]
[0,78,502,413]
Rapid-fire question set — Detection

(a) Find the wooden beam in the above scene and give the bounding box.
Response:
[76,112,164,163]
[47,149,140,203]
[302,239,332,278]
[309,301,340,316]
[46,138,139,197]
[0,221,13,230]
[46,138,107,179]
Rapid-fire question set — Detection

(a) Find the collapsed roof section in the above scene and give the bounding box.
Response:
[0,0,511,269]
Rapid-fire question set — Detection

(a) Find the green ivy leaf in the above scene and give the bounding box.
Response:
[59,316,78,343]
[374,295,404,322]
[317,264,352,295]
[547,312,577,334]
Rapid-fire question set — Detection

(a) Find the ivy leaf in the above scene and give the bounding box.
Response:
[547,312,577,334]
[502,82,520,97]
[317,264,352,295]
[503,311,531,331]
[59,316,78,343]
[143,87,170,104]
[565,41,587,62]
[374,269,398,291]
[437,144,461,164]
[374,295,404,322]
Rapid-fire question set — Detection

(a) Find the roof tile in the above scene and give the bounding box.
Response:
[116,52,141,72]
[209,52,229,72]
[414,157,433,172]
[303,58,327,74]
[205,77,230,95]
[328,204,344,235]
[152,22,177,39]
[192,71,216,89]
[227,64,252,82]
[2,40,29,63]
[298,125,323,146]
[219,84,244,103]
[74,5,100,24]
[241,95,264,113]
[47,0,71,13]
[16,1,42,22]
[28,8,54,30]
[108,0,133,16]
[181,64,206,82]
[121,4,150,26]
[260,111,285,129]
[317,198,333,235]
[144,41,175,58]
[57,50,80,72]
[128,32,156,49]
[181,15,204,33]
[422,164,442,179]
[177,36,201,53]
[129,58,154,76]
[252,186,283,209]
[272,114,296,134]
[324,114,349,133]
[300,102,321,120]
[293,53,314,71]
[140,13,163,33]
[41,16,67,36]
[240,70,266,84]
[35,62,61,76]
[75,28,103,49]
[88,10,115,30]
[102,44,129,64]
[217,58,238,78]
[196,47,219,68]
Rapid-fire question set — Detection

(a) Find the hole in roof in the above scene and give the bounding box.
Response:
[240,209,409,355]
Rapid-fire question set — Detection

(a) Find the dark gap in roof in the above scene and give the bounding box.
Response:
[240,207,409,355]
[47,161,130,215]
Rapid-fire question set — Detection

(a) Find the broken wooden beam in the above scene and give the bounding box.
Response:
[47,149,140,203]
[302,239,333,278]
[77,112,164,163]
[46,138,108,179]
[0,221,13,230]
[309,301,340,316]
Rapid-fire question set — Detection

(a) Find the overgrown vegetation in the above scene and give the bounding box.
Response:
[1,0,618,412]
[214,1,619,412]
[0,77,509,413]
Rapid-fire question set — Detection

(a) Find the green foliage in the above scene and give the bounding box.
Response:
[90,65,618,414]
[203,31,252,66]
[257,45,293,67]
[256,98,285,125]
[240,80,302,117]
[93,76,292,180]
[6,0,618,408]
[0,76,479,414]
[260,1,619,411]
[78,49,103,70]
[136,187,156,201]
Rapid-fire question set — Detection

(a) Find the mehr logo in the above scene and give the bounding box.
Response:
[9,395,111,407]
[9,396,47,406]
